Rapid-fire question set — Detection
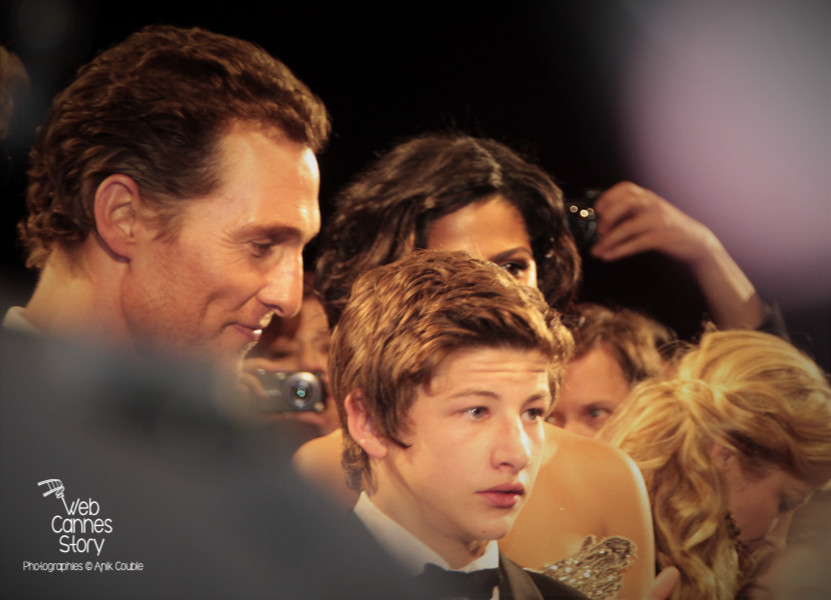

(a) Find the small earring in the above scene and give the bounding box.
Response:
[725,511,742,544]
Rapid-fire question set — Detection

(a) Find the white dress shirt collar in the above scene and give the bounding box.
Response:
[353,491,500,576]
[2,307,40,334]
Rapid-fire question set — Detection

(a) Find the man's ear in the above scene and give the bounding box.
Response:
[93,174,144,260]
[345,391,388,459]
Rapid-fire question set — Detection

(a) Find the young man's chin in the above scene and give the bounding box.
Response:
[470,512,520,542]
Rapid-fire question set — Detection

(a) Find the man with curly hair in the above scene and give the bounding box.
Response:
[5,25,328,372]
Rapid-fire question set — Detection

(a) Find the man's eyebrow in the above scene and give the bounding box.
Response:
[527,392,554,407]
[238,224,309,241]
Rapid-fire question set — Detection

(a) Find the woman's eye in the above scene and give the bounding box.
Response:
[523,407,545,422]
[498,261,529,277]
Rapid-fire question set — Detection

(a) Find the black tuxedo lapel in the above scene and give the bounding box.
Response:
[498,551,590,600]
[499,554,542,600]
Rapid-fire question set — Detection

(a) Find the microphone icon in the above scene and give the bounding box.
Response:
[38,478,69,512]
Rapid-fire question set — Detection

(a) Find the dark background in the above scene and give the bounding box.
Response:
[2,0,829,369]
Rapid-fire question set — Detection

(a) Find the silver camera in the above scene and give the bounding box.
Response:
[254,369,326,413]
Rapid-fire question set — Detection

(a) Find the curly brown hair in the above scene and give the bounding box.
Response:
[315,133,581,327]
[20,24,329,269]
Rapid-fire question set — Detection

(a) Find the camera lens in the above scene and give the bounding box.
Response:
[292,381,310,407]
[287,373,323,410]
[255,370,325,413]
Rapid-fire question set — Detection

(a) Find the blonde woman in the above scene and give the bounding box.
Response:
[601,330,831,600]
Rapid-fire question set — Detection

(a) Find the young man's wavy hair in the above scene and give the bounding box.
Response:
[329,250,574,492]
[602,330,831,600]
[316,132,581,327]
[20,24,329,269]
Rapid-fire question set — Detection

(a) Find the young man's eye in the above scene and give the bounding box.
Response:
[523,407,545,422]
[545,412,563,427]
[464,407,488,419]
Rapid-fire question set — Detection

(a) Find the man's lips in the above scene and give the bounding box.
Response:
[230,323,264,342]
[477,483,526,508]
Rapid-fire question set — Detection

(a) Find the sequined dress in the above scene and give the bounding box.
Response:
[537,535,636,600]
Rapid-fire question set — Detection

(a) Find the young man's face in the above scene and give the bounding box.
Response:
[371,346,551,563]
[122,121,320,371]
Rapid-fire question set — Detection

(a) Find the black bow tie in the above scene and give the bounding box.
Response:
[415,563,499,600]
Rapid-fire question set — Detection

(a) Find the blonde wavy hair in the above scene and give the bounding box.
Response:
[601,330,831,600]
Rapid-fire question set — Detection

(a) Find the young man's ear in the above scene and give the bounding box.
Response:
[345,391,388,459]
[93,174,144,261]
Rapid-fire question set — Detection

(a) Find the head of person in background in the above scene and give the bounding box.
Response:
[11,25,329,371]
[315,132,581,327]
[601,329,831,600]
[243,271,340,443]
[0,45,29,143]
[548,302,676,437]
[330,250,580,597]
[738,498,831,600]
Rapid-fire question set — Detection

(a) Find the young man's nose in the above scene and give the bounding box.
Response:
[493,417,533,471]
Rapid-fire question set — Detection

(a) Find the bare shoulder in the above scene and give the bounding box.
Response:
[504,424,655,597]
[292,428,358,509]
[544,424,643,491]
[292,428,343,472]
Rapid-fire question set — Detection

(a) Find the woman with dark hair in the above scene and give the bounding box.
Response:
[316,132,581,328]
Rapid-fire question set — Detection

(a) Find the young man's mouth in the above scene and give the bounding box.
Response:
[477,483,526,508]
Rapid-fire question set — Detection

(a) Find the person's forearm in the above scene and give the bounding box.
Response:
[687,236,767,330]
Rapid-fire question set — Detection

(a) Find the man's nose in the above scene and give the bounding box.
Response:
[258,253,303,319]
